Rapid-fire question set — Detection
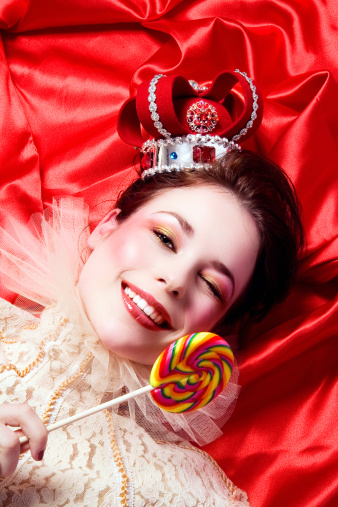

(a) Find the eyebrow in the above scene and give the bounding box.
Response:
[153,211,235,297]
[153,211,194,236]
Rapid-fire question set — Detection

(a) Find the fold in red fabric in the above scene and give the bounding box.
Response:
[0,1,337,506]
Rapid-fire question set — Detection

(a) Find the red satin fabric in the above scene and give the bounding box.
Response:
[0,1,337,505]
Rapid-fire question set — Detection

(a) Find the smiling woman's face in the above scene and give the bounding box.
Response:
[77,185,260,364]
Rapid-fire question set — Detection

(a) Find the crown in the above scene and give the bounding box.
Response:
[117,69,263,179]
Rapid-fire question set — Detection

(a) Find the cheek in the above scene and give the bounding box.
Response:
[108,230,154,267]
[185,300,225,332]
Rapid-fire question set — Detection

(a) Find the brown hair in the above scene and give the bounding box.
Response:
[114,150,304,323]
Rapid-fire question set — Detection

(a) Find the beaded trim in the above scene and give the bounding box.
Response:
[1,321,39,344]
[148,70,259,144]
[0,317,68,377]
[176,443,242,500]
[142,162,211,179]
[41,352,93,425]
[104,410,129,507]
[232,69,259,142]
[148,74,171,139]
[153,436,241,501]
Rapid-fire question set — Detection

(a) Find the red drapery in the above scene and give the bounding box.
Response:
[0,1,337,505]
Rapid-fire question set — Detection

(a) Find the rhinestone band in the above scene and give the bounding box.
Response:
[232,69,259,142]
[141,134,241,179]
[148,74,172,139]
[142,163,211,179]
[142,133,240,152]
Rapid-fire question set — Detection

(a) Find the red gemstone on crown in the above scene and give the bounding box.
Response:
[140,152,154,170]
[193,146,216,163]
[186,100,219,134]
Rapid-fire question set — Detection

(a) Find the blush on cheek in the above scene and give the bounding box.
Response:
[189,305,225,332]
[113,240,145,265]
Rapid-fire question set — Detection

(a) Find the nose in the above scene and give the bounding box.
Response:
[157,276,185,298]
[155,262,193,299]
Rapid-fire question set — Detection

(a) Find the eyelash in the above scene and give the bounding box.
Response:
[153,227,224,302]
[153,228,177,252]
[201,276,223,301]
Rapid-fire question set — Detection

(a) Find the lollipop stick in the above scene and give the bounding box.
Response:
[19,332,233,445]
[19,384,154,445]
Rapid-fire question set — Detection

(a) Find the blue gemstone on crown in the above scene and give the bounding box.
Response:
[170,152,178,159]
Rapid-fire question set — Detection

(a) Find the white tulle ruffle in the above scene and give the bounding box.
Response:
[0,197,240,446]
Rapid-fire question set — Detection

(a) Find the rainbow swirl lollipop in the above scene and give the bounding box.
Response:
[149,332,234,413]
[19,332,234,446]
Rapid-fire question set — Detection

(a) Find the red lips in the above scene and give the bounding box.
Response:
[121,281,172,331]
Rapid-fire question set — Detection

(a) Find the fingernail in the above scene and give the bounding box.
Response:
[37,450,45,461]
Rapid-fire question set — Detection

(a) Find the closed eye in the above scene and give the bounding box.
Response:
[153,228,177,253]
[201,275,223,301]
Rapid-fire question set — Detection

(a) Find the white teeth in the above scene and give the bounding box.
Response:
[137,298,147,310]
[124,287,136,298]
[124,286,166,326]
[144,305,154,316]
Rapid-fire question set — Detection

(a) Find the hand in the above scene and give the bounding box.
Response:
[0,404,48,478]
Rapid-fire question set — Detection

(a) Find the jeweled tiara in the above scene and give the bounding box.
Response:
[117,70,263,178]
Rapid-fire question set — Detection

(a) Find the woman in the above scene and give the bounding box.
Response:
[0,73,303,505]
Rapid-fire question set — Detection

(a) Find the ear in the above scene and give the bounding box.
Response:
[87,209,121,250]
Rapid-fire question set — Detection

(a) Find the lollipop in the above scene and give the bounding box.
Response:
[150,332,234,413]
[19,332,233,445]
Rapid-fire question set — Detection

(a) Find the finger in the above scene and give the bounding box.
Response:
[0,423,20,477]
[13,429,30,454]
[0,404,47,462]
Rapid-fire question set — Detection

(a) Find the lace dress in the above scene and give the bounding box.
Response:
[0,198,250,506]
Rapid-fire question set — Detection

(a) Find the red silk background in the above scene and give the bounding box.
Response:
[0,1,337,506]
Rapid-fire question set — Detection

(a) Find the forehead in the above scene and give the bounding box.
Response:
[135,185,246,226]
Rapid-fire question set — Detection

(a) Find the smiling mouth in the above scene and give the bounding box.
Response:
[122,283,171,329]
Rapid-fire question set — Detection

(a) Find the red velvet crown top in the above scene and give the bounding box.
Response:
[117,70,263,147]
